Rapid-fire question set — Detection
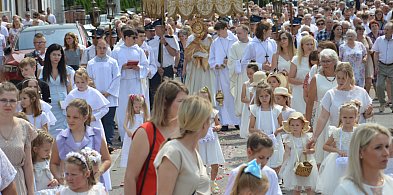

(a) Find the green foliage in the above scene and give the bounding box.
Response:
[65,0,140,12]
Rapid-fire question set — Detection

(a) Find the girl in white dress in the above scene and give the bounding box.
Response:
[198,87,225,193]
[249,83,284,172]
[240,64,259,138]
[230,159,269,195]
[20,87,49,131]
[58,152,106,195]
[120,94,148,167]
[316,101,359,194]
[271,31,296,75]
[280,112,318,194]
[289,35,315,114]
[274,87,295,121]
[32,130,58,194]
[65,68,110,133]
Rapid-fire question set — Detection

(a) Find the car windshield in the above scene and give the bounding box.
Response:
[15,28,84,51]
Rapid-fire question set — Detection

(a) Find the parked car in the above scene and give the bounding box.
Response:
[3,23,89,84]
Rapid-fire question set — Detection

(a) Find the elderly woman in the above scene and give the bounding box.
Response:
[305,49,338,164]
[154,96,212,195]
[339,29,367,87]
[311,62,373,146]
[334,123,393,194]
[288,35,315,114]
[0,82,36,195]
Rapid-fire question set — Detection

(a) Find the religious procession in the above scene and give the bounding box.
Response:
[1,0,393,194]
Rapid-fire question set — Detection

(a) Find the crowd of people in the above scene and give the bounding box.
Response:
[1,0,393,194]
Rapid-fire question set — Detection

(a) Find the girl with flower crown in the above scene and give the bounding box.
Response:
[57,151,106,195]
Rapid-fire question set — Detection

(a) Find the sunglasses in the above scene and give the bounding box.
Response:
[317,23,325,26]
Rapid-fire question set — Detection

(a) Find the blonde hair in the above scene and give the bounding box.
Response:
[254,82,274,107]
[230,165,269,195]
[198,86,212,103]
[335,62,355,86]
[338,100,361,127]
[296,35,315,65]
[65,152,96,187]
[74,68,95,88]
[151,80,188,127]
[344,123,391,194]
[124,94,149,130]
[177,96,212,134]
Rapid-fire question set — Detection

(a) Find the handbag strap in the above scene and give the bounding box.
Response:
[138,122,157,195]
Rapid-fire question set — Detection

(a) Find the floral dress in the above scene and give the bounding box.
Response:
[339,41,367,87]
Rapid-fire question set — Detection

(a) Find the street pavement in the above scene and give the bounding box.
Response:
[107,93,393,195]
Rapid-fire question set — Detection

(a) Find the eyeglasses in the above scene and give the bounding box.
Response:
[0,99,17,105]
[317,23,325,26]
[34,41,46,45]
[131,36,138,39]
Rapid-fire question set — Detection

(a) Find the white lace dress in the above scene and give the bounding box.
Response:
[316,127,353,194]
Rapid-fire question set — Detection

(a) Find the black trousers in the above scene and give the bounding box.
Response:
[149,65,174,108]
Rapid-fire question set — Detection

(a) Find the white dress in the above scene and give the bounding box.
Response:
[26,112,49,130]
[277,55,291,73]
[198,109,225,165]
[313,74,338,164]
[239,81,252,138]
[59,183,106,195]
[65,86,110,132]
[34,160,57,193]
[280,134,318,190]
[321,86,372,127]
[0,148,16,192]
[316,127,353,194]
[250,105,284,168]
[334,176,393,195]
[290,56,310,114]
[120,113,144,167]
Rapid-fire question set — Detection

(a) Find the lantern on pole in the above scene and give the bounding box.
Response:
[106,0,116,48]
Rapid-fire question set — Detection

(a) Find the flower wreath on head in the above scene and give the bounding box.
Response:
[81,147,102,164]
[66,152,88,167]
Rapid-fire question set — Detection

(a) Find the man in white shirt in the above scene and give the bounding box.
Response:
[22,12,33,26]
[46,7,57,24]
[209,20,240,130]
[148,19,180,105]
[373,22,393,113]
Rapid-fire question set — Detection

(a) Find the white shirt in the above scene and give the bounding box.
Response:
[0,148,16,193]
[209,35,238,69]
[148,35,180,67]
[80,45,112,65]
[26,112,49,130]
[140,41,158,79]
[334,176,393,195]
[0,34,6,56]
[111,44,149,80]
[22,18,33,26]
[372,35,393,64]
[87,55,121,107]
[241,37,277,70]
[0,25,8,38]
[65,86,110,121]
[224,164,282,195]
[47,14,56,24]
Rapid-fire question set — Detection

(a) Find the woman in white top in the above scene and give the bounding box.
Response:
[311,62,373,145]
[154,96,212,195]
[305,49,338,164]
[334,123,393,194]
[271,31,296,75]
[288,35,315,114]
[0,148,17,194]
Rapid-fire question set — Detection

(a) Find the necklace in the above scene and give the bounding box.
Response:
[324,73,336,82]
[259,39,270,61]
[0,120,15,144]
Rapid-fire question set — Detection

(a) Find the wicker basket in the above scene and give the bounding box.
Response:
[294,161,313,177]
